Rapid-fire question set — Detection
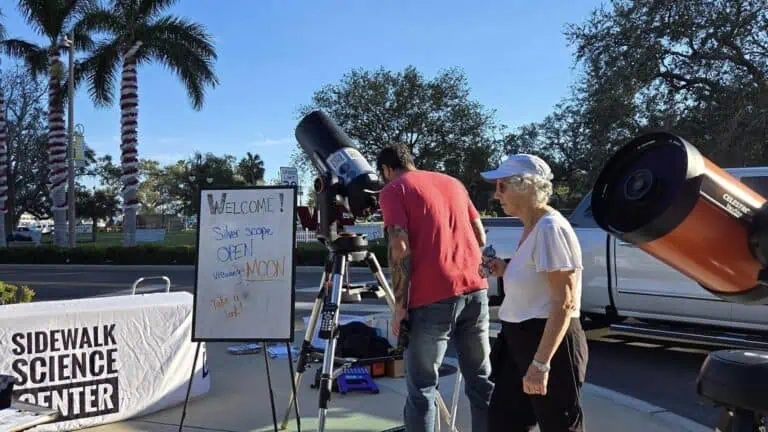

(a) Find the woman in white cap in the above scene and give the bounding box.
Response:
[481,154,589,432]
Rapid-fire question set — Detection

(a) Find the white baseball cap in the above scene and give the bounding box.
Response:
[480,154,553,181]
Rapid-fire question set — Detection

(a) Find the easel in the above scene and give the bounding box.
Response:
[178,340,301,432]
[183,185,302,432]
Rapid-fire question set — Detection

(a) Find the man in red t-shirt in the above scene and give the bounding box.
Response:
[376,144,494,432]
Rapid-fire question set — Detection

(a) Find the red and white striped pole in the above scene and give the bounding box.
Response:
[48,43,68,247]
[120,41,143,246]
[0,58,8,248]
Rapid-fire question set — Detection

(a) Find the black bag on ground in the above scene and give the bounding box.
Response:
[0,374,15,409]
[336,321,392,359]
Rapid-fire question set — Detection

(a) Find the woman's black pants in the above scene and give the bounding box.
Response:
[488,317,589,432]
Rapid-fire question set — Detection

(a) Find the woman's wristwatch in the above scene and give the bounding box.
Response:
[531,359,550,373]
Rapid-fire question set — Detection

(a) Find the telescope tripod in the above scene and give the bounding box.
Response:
[712,408,766,432]
[280,233,460,432]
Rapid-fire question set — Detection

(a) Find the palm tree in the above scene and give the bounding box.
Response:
[78,0,219,246]
[1,4,56,247]
[12,0,94,247]
[238,152,265,185]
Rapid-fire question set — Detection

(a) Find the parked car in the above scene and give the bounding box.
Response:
[7,226,42,243]
[483,167,768,345]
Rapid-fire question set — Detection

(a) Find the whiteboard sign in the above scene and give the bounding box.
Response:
[192,186,297,342]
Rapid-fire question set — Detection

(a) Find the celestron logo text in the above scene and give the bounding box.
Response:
[722,193,750,218]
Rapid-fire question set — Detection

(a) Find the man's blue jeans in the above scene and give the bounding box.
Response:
[403,289,494,432]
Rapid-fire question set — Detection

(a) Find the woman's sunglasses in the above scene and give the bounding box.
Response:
[496,177,524,193]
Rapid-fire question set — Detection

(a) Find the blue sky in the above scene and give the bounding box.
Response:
[2,0,602,186]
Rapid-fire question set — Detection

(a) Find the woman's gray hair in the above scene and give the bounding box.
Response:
[502,172,554,207]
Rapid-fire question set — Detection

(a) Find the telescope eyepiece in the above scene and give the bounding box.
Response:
[313,177,324,193]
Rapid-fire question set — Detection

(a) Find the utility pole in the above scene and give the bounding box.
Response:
[66,31,76,248]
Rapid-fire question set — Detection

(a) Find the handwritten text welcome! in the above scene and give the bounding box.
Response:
[206,192,285,216]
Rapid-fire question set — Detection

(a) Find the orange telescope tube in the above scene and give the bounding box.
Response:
[591,132,768,305]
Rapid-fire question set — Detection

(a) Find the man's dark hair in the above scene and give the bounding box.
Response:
[376,143,415,173]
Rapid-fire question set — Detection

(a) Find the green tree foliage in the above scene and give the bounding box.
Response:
[503,97,594,209]
[237,152,265,185]
[1,66,49,232]
[93,154,122,195]
[290,66,504,211]
[92,152,269,218]
[136,159,163,215]
[492,0,768,210]
[75,186,119,242]
[162,151,241,216]
[564,0,768,169]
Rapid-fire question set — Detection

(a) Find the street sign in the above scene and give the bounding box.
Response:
[279,166,299,186]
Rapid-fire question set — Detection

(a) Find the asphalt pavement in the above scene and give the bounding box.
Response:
[0,264,724,428]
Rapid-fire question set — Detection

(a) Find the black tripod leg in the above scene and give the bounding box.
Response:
[365,252,397,312]
[317,253,347,432]
[280,260,331,430]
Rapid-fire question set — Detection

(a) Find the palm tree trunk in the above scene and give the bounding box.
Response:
[120,45,141,247]
[48,50,68,247]
[0,84,8,248]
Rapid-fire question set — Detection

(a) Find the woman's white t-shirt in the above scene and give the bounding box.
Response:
[498,211,583,323]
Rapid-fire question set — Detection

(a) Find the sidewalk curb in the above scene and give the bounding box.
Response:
[0,264,389,273]
[583,383,711,432]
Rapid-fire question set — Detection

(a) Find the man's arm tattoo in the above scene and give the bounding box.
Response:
[392,255,411,309]
[387,226,410,309]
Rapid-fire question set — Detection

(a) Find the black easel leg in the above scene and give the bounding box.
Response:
[178,342,202,432]
[263,343,279,432]
[286,341,302,432]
